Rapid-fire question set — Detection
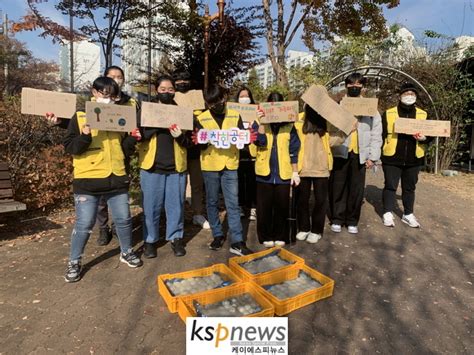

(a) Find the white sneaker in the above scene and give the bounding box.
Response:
[306,233,321,244]
[402,214,420,228]
[330,224,342,233]
[193,215,210,229]
[249,208,257,221]
[383,212,395,227]
[274,241,286,247]
[347,225,358,234]
[263,241,275,248]
[296,231,309,241]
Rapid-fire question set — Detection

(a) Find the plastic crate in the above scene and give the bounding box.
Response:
[250,264,334,316]
[177,282,274,323]
[158,263,243,313]
[229,246,305,281]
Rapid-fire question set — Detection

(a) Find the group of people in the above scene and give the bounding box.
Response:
[46,66,430,283]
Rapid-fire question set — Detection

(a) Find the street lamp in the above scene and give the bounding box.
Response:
[203,0,225,92]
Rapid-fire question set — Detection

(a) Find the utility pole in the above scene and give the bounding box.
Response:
[2,12,8,97]
[69,0,74,93]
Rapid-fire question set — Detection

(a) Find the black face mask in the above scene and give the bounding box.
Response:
[210,103,226,115]
[175,83,191,93]
[347,87,362,97]
[157,93,175,104]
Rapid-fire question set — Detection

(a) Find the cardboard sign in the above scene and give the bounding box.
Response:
[197,128,250,149]
[21,88,77,119]
[85,102,136,132]
[174,90,205,110]
[140,102,194,130]
[302,85,356,135]
[259,101,299,123]
[394,118,451,137]
[340,97,379,116]
[226,102,259,123]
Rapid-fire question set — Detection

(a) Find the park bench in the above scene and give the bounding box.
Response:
[0,161,26,213]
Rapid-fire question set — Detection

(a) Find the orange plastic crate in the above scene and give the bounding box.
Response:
[157,263,243,313]
[250,264,335,316]
[229,246,304,281]
[177,282,274,323]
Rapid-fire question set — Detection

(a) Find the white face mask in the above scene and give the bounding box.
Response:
[401,95,416,106]
[238,97,251,104]
[96,97,113,104]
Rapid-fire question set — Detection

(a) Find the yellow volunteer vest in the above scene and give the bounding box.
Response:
[138,135,187,172]
[348,130,359,154]
[197,109,240,171]
[383,106,427,158]
[254,123,294,180]
[295,117,333,172]
[73,112,126,179]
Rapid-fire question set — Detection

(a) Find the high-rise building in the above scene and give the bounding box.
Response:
[59,39,101,92]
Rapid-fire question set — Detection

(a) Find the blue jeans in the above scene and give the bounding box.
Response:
[140,170,187,243]
[70,192,132,261]
[202,170,243,244]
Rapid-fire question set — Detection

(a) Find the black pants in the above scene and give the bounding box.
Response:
[256,182,290,243]
[238,161,257,209]
[96,196,112,230]
[382,164,421,215]
[329,153,366,226]
[296,177,328,235]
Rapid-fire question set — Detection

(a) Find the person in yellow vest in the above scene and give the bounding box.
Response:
[173,70,210,230]
[193,84,255,256]
[328,73,382,234]
[62,77,143,282]
[381,82,431,228]
[138,75,193,258]
[295,105,347,243]
[251,92,301,247]
[46,66,139,247]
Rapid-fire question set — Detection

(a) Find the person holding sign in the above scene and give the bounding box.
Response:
[62,77,143,282]
[138,75,193,259]
[235,87,258,221]
[328,73,382,235]
[251,92,301,247]
[193,84,255,256]
[381,83,431,228]
[295,105,347,243]
[173,70,210,230]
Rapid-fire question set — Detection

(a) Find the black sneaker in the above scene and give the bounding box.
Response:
[171,238,186,257]
[64,260,82,283]
[209,236,225,250]
[97,227,112,246]
[120,250,143,268]
[230,242,253,256]
[143,242,157,259]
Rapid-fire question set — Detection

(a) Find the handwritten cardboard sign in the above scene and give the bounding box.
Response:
[301,85,356,135]
[21,88,77,119]
[85,102,137,132]
[197,128,250,149]
[259,101,299,123]
[340,97,379,117]
[174,90,205,110]
[226,102,259,123]
[140,102,194,130]
[394,118,451,137]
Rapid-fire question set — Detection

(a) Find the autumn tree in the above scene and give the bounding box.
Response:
[261,0,400,87]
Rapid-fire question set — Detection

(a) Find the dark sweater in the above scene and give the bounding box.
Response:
[381,103,432,166]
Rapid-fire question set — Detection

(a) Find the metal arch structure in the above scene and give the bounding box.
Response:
[324,65,441,174]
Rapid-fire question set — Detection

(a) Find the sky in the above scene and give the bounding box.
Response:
[1,0,473,67]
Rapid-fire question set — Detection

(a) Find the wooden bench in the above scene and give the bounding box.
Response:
[0,162,26,213]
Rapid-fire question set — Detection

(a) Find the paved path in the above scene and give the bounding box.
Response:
[0,173,472,354]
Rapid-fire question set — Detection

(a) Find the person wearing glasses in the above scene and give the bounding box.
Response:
[61,77,143,282]
[138,75,193,259]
